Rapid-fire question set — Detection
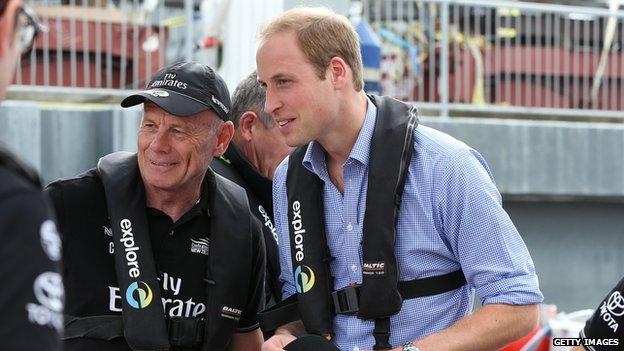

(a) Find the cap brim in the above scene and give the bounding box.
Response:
[121,89,212,117]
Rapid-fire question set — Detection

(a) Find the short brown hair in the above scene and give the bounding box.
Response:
[260,7,364,91]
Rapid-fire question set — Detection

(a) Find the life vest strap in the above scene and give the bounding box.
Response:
[62,315,205,347]
[258,269,466,333]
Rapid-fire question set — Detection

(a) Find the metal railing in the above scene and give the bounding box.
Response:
[14,0,196,93]
[363,0,624,118]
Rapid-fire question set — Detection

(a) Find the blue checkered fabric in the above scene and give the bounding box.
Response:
[272,98,543,351]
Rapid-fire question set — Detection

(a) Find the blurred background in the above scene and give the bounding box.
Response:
[1,0,623,346]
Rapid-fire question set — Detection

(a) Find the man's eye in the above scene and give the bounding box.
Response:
[277,79,291,87]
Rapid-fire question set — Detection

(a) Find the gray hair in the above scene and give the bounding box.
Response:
[230,71,275,128]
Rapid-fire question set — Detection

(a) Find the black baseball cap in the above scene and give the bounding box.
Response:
[121,61,231,121]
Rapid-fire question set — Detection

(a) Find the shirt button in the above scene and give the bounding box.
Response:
[169,229,174,236]
[346,223,353,231]
[351,264,358,272]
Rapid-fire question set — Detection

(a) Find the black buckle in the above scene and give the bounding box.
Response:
[168,317,204,347]
[331,286,360,314]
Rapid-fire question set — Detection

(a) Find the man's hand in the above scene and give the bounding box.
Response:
[261,320,305,351]
[228,329,263,351]
[262,333,297,351]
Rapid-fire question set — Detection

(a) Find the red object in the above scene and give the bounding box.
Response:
[15,8,168,89]
[200,37,219,48]
[500,323,550,351]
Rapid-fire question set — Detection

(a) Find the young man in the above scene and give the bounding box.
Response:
[212,71,293,308]
[0,1,63,350]
[46,61,265,351]
[257,7,543,351]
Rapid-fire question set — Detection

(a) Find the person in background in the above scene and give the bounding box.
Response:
[0,1,64,349]
[572,276,624,351]
[212,71,293,309]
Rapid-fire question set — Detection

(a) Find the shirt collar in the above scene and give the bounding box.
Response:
[302,96,377,176]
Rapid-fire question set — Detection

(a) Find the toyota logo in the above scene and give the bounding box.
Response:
[40,220,61,261]
[606,291,624,317]
[33,272,64,312]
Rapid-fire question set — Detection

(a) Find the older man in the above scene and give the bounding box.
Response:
[212,71,293,308]
[46,61,265,351]
[0,1,63,350]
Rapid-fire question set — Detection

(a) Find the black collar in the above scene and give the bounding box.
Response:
[219,144,274,217]
[146,171,212,222]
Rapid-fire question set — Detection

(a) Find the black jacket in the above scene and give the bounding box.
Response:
[581,276,624,350]
[0,145,63,350]
[212,144,282,307]
[45,159,265,351]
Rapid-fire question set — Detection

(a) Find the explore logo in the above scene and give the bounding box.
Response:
[294,265,315,293]
[126,281,153,309]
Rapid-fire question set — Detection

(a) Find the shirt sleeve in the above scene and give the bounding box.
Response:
[0,188,64,350]
[272,157,297,300]
[237,216,266,332]
[580,276,624,350]
[436,148,543,306]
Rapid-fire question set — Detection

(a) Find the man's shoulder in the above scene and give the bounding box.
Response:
[0,146,41,196]
[45,168,106,211]
[413,124,473,159]
[45,168,102,193]
[0,165,39,198]
[211,157,246,188]
[211,170,253,216]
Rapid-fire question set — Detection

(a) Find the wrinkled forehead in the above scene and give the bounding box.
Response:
[142,101,217,128]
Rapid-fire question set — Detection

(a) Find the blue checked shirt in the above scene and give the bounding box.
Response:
[272,99,543,351]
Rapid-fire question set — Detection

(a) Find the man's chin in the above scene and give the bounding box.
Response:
[285,136,310,148]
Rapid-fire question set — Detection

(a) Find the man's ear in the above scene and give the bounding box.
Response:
[237,111,258,142]
[213,121,235,157]
[328,56,349,89]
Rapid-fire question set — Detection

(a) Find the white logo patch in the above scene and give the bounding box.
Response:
[147,89,170,98]
[40,220,61,261]
[211,95,229,113]
[221,306,242,320]
[33,272,64,312]
[102,225,113,237]
[190,238,210,256]
[26,271,64,332]
[607,291,624,317]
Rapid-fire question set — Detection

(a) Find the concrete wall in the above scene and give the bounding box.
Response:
[506,201,624,312]
[422,117,624,199]
[0,101,141,184]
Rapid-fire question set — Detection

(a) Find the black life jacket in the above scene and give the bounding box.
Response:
[211,145,283,308]
[258,95,466,350]
[62,152,255,351]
